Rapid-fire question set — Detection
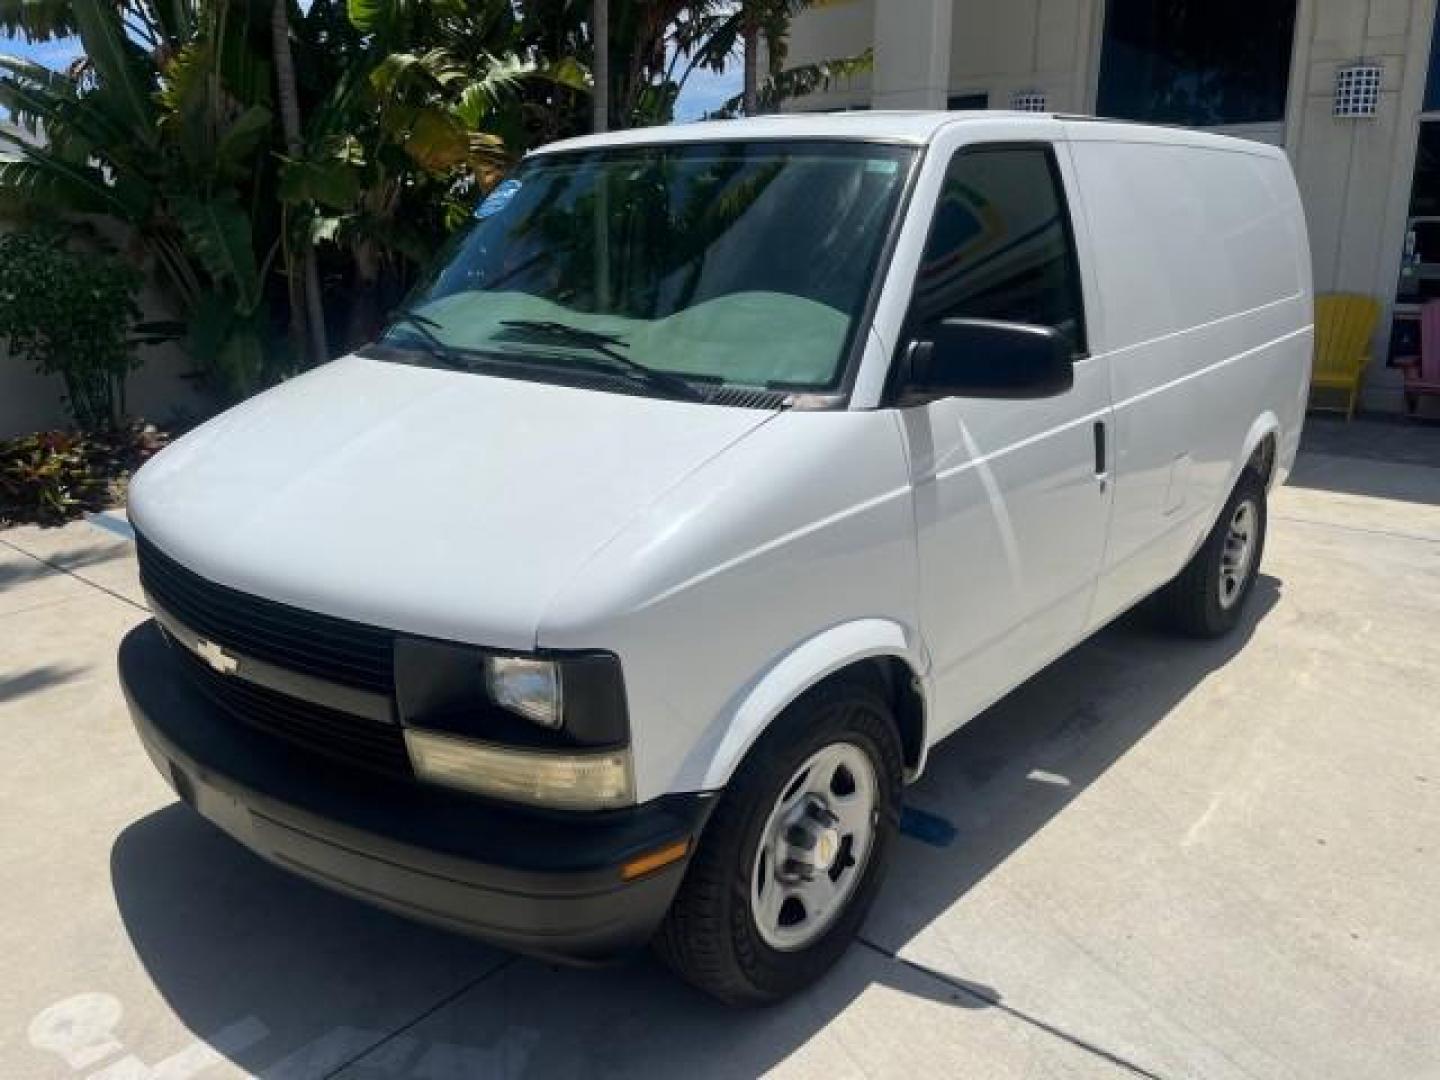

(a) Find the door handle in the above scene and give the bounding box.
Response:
[1093,420,1108,491]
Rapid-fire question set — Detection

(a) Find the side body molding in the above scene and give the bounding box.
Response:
[679,618,932,793]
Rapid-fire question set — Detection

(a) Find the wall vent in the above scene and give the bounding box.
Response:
[1334,62,1382,119]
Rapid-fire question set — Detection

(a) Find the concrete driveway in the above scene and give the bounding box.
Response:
[3,420,1438,1079]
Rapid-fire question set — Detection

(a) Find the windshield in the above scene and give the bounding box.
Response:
[375,140,916,395]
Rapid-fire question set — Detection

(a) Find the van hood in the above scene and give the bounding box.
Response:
[129,355,777,650]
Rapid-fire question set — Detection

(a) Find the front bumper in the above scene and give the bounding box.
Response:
[118,620,714,963]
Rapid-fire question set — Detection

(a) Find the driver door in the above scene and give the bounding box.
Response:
[896,137,1114,740]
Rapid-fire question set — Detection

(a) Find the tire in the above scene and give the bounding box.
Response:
[654,677,904,1005]
[1157,468,1268,638]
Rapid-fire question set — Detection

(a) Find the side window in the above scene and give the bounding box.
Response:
[911,145,1087,353]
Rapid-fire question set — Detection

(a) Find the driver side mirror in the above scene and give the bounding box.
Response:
[897,318,1075,405]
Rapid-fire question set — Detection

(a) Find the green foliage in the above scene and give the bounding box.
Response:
[172,192,265,313]
[714,48,875,117]
[0,425,169,525]
[346,0,467,45]
[0,0,78,42]
[0,432,98,522]
[0,0,285,403]
[0,227,145,430]
[0,0,861,404]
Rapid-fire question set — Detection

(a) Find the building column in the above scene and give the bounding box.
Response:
[872,0,952,109]
[1288,0,1436,412]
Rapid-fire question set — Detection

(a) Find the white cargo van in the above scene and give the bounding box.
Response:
[120,112,1312,1004]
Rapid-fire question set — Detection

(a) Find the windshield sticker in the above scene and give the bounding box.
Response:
[476,179,522,219]
[865,160,900,175]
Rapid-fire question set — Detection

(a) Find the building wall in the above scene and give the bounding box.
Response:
[872,0,954,108]
[2,121,208,437]
[785,0,1440,412]
[785,0,1103,111]
[1287,0,1437,411]
[784,0,875,110]
[0,217,209,438]
[947,0,1102,114]
[0,344,207,437]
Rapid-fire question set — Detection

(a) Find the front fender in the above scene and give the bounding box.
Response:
[677,618,931,794]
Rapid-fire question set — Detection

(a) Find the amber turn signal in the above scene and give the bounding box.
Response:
[620,838,691,881]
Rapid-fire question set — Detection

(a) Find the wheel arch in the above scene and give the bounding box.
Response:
[1237,412,1282,493]
[1177,413,1279,570]
[683,619,931,794]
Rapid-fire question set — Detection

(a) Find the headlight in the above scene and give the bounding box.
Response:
[393,637,631,808]
[485,656,562,728]
[404,729,634,810]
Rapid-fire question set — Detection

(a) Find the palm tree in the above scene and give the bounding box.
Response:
[731,0,847,117]
[701,0,871,118]
[0,0,618,392]
[690,0,805,118]
[0,0,77,39]
[592,0,608,132]
[1,1,284,397]
[742,11,758,116]
[290,0,574,346]
[272,0,328,364]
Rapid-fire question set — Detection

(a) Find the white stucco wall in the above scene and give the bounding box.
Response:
[948,0,1102,113]
[786,0,1440,412]
[0,217,209,437]
[2,120,208,436]
[0,335,207,437]
[784,0,875,109]
[872,0,953,108]
[786,0,1104,112]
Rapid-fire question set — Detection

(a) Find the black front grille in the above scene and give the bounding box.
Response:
[137,535,395,695]
[172,643,412,778]
[137,533,410,778]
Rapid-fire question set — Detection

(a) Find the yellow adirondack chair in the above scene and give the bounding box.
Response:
[1311,293,1380,421]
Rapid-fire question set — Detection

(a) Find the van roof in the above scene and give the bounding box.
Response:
[532,111,1284,159]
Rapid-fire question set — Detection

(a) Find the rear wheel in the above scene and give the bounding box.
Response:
[1158,469,1268,637]
[654,677,903,1005]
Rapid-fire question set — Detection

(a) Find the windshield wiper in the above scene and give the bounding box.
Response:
[386,308,478,372]
[499,318,704,402]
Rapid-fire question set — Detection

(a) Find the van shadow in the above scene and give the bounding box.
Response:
[0,663,87,705]
[1293,416,1440,506]
[1288,452,1440,507]
[108,580,1279,1078]
[0,540,133,586]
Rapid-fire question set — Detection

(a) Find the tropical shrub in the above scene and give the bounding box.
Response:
[0,425,169,526]
[0,1,290,400]
[0,227,146,430]
[0,0,859,407]
[0,1,575,388]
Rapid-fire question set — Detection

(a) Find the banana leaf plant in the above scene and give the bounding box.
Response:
[0,0,784,402]
[0,0,285,399]
[281,0,587,348]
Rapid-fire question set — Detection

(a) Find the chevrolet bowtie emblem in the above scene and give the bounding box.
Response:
[196,638,239,675]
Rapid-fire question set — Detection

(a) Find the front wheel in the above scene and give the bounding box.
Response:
[654,678,903,1005]
[1158,468,1268,638]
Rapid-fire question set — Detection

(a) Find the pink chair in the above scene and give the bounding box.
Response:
[1399,299,1440,416]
